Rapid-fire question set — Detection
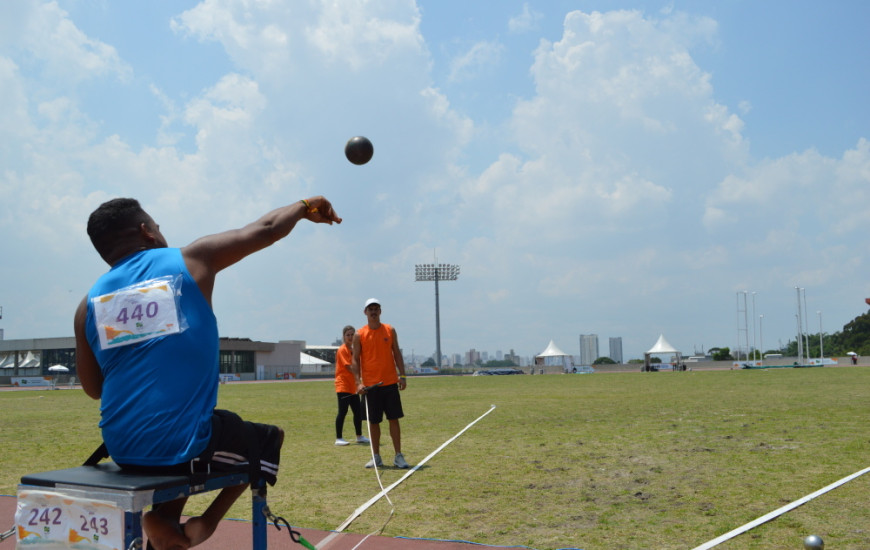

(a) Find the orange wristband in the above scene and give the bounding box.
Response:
[300,199,318,213]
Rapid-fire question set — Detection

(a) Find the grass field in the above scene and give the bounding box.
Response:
[2,368,870,549]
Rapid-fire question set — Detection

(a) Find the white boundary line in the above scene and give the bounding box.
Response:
[349,388,396,550]
[316,404,497,549]
[691,465,870,550]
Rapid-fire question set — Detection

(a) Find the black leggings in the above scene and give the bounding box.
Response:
[336,392,363,439]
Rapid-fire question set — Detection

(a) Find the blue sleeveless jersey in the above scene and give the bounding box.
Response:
[85,248,218,466]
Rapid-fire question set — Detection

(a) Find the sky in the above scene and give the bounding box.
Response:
[1,0,868,364]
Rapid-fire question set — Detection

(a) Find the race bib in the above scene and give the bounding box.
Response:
[92,275,187,350]
[15,490,66,547]
[15,490,124,550]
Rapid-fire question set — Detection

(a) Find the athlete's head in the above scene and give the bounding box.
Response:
[363,298,381,323]
[342,325,355,345]
[87,198,166,264]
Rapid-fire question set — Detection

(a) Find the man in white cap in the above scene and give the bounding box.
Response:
[351,298,409,468]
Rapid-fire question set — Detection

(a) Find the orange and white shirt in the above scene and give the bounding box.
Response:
[334,343,356,394]
[357,323,399,387]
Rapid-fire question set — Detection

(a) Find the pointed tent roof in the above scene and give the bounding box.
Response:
[300,352,330,365]
[537,340,569,358]
[647,334,679,355]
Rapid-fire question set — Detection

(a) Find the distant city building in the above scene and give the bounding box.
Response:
[465,348,480,366]
[609,337,624,364]
[496,350,503,361]
[579,334,599,366]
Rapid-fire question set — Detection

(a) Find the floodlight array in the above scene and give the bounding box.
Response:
[414,263,460,281]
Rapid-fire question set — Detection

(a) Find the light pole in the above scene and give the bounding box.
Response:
[817,311,823,360]
[759,314,764,363]
[802,289,811,361]
[736,291,750,361]
[751,292,757,359]
[415,262,460,368]
[795,288,804,364]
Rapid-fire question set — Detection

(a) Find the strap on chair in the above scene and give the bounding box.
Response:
[84,442,109,466]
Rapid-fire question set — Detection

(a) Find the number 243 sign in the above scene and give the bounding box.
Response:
[16,490,123,550]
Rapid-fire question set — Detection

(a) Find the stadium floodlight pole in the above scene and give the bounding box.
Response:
[415,261,460,368]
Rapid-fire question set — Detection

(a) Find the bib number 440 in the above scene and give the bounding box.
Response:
[115,301,159,325]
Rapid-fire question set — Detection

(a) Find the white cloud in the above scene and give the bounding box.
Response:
[0,58,33,146]
[448,40,504,83]
[458,8,735,245]
[185,73,266,137]
[307,1,423,70]
[9,0,131,84]
[508,3,543,34]
[705,139,870,241]
[173,0,423,76]
[171,0,296,77]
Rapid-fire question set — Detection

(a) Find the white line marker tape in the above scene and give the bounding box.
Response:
[691,465,870,550]
[316,404,497,549]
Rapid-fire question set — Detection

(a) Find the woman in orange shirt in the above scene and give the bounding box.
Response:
[334,325,368,446]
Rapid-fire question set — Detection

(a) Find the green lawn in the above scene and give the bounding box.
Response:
[2,368,870,549]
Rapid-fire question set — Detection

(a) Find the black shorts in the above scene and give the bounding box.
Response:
[117,409,283,486]
[361,383,404,423]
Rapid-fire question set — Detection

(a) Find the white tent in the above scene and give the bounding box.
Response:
[300,352,331,374]
[537,339,568,358]
[536,340,591,373]
[647,334,679,355]
[644,334,682,371]
[0,351,41,370]
[300,352,330,365]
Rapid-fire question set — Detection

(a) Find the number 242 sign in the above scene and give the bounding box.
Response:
[16,490,124,550]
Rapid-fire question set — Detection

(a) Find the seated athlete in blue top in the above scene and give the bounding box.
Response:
[74,196,341,550]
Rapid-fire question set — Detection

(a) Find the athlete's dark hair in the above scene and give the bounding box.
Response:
[86,198,150,259]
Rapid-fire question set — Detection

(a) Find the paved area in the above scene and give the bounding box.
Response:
[0,495,509,549]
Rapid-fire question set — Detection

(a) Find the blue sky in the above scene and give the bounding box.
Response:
[1,1,868,363]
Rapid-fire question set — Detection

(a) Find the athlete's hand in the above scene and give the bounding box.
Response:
[398,378,407,390]
[303,196,342,225]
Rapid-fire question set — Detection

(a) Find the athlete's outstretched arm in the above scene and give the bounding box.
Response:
[182,196,341,303]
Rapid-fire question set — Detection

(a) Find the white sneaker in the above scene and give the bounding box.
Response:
[393,453,410,469]
[356,436,370,444]
[334,438,350,446]
[365,454,383,468]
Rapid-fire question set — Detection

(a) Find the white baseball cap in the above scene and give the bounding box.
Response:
[364,298,381,308]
